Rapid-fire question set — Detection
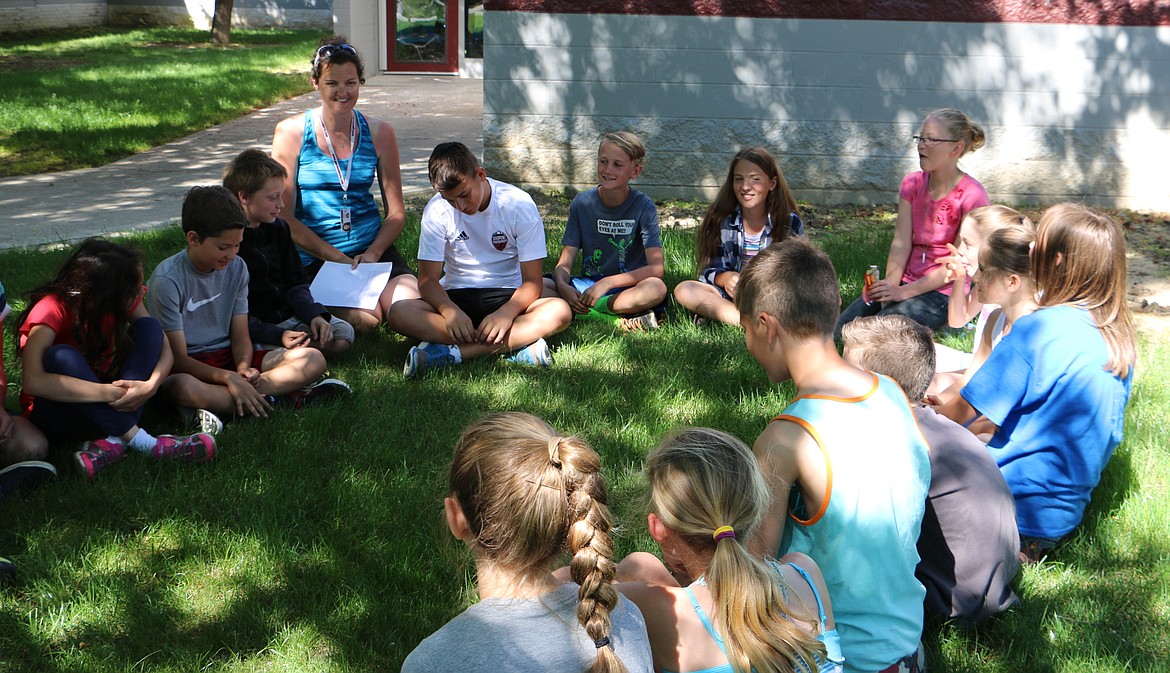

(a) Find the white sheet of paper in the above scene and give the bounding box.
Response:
[308,261,393,310]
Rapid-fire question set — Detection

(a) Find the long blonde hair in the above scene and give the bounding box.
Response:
[449,412,627,673]
[1031,204,1136,378]
[646,428,824,673]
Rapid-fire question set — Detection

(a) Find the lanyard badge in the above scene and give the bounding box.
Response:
[320,110,360,236]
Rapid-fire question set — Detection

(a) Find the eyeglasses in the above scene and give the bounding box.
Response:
[313,43,358,67]
[913,135,959,146]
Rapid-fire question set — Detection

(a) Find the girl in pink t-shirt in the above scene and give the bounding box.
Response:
[835,109,989,339]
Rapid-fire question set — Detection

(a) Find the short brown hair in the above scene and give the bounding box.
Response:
[428,142,480,191]
[736,237,840,339]
[181,186,247,240]
[841,315,935,400]
[310,35,365,83]
[223,148,287,199]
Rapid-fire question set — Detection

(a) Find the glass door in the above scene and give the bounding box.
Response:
[465,2,483,60]
[388,0,459,73]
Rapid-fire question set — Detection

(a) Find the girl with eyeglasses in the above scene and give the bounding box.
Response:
[835,109,989,340]
[272,36,421,334]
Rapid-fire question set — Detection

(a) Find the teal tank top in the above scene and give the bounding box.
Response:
[294,108,382,265]
[776,373,930,673]
[662,561,843,673]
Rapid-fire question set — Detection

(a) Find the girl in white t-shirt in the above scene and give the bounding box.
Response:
[930,205,1032,390]
[930,225,1038,436]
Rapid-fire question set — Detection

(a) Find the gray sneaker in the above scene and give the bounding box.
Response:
[620,311,659,332]
[182,407,224,436]
[285,378,352,410]
[0,460,57,498]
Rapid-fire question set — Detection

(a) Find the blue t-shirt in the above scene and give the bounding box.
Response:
[562,187,660,279]
[962,305,1133,539]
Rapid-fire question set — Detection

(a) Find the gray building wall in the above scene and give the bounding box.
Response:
[107,0,331,29]
[0,0,330,32]
[484,12,1170,210]
[0,0,106,31]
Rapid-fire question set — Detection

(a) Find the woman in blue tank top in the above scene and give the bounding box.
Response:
[272,36,420,332]
[616,427,845,673]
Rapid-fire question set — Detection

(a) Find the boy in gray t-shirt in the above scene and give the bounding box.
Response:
[841,315,1020,625]
[150,187,344,431]
[545,132,667,331]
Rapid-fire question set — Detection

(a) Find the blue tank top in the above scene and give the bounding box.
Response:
[776,374,929,672]
[663,561,844,673]
[294,108,382,265]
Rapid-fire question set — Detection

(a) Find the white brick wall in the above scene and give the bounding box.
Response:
[105,5,330,30]
[0,2,106,31]
[484,13,1170,210]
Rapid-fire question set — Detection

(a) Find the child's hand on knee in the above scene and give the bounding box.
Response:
[556,279,588,313]
[477,311,514,345]
[281,329,310,349]
[226,374,269,418]
[441,306,476,344]
[309,317,333,345]
[109,379,153,412]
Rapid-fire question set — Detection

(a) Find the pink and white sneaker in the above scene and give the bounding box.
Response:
[74,438,126,480]
[152,433,216,462]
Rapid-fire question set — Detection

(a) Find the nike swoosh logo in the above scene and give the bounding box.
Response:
[186,293,222,312]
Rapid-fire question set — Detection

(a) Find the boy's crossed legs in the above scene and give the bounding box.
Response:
[544,276,666,327]
[391,290,571,376]
[161,346,330,419]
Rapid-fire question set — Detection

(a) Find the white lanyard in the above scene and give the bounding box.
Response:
[319,110,359,192]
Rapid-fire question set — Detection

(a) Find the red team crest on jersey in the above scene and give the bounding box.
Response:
[491,230,507,251]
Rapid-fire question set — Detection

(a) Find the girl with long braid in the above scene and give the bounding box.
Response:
[403,412,653,673]
[617,428,844,673]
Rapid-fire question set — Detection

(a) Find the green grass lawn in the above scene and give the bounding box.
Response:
[1,210,1167,672]
[0,28,324,177]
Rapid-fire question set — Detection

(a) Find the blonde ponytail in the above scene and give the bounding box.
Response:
[562,436,627,673]
[648,428,825,673]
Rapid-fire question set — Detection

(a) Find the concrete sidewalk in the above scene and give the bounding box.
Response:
[0,75,483,250]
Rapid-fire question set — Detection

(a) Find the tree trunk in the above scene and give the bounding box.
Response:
[211,0,234,45]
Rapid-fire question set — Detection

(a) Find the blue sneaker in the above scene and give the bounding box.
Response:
[404,342,458,378]
[506,338,553,367]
